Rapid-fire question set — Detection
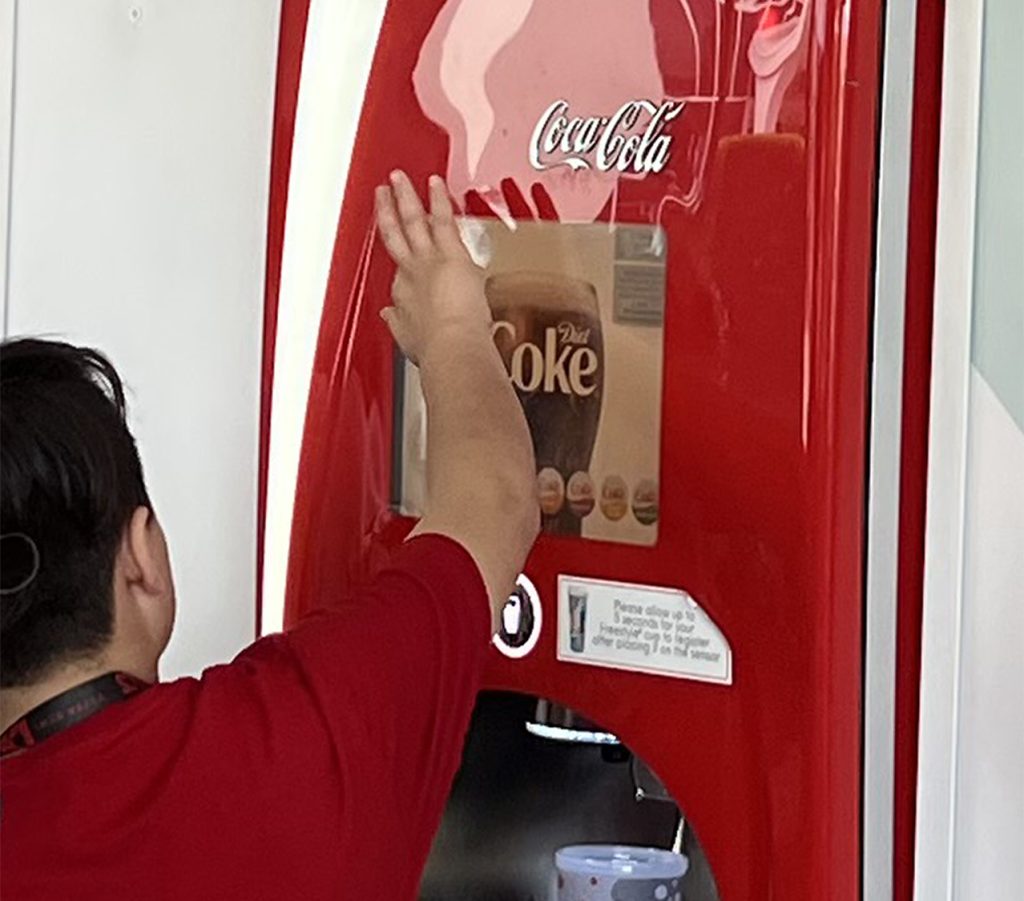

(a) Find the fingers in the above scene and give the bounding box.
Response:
[389,170,434,255]
[428,175,468,259]
[375,186,410,264]
[378,172,470,265]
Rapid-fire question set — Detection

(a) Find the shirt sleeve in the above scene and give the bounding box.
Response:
[279,534,492,876]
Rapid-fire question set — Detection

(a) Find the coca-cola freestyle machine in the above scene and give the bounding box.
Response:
[268,0,935,897]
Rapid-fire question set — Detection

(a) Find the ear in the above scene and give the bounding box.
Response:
[121,506,171,600]
[113,507,175,679]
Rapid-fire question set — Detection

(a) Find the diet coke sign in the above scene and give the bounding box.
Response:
[492,319,599,397]
[529,99,684,175]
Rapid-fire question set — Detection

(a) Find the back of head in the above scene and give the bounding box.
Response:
[0,339,150,687]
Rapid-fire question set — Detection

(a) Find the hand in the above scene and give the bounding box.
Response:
[375,171,491,365]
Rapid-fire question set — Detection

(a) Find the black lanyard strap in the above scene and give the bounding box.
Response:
[0,672,148,758]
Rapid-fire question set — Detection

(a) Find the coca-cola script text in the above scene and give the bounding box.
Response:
[529,99,684,174]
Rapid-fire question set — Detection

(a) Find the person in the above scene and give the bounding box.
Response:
[0,172,538,899]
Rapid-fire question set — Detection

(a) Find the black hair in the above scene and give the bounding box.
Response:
[0,338,151,687]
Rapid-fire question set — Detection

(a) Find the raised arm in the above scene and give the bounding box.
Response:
[375,172,539,625]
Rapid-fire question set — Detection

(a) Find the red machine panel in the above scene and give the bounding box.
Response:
[283,1,883,897]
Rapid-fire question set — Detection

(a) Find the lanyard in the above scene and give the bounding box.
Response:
[0,672,149,759]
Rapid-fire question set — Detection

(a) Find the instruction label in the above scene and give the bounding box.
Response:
[557,575,732,685]
[613,224,666,324]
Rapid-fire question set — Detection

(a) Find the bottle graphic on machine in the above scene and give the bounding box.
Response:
[568,586,588,653]
[486,271,604,537]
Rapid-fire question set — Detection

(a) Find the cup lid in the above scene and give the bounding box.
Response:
[555,845,688,879]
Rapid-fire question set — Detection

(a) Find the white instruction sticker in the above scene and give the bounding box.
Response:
[557,575,732,685]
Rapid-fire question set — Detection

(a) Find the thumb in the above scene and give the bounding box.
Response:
[380,306,418,364]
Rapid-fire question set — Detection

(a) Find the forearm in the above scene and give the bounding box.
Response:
[375,171,540,614]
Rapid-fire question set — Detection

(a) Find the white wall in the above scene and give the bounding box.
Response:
[916,1,1024,898]
[951,0,1024,895]
[0,0,13,323]
[954,371,1024,899]
[2,1,281,678]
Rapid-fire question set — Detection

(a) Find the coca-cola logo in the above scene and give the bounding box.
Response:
[492,319,599,397]
[529,99,684,174]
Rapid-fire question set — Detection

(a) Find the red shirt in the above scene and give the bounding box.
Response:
[1,535,490,899]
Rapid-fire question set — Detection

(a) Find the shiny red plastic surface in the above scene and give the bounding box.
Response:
[283,2,884,897]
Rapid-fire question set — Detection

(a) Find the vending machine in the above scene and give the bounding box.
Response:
[263,0,937,897]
